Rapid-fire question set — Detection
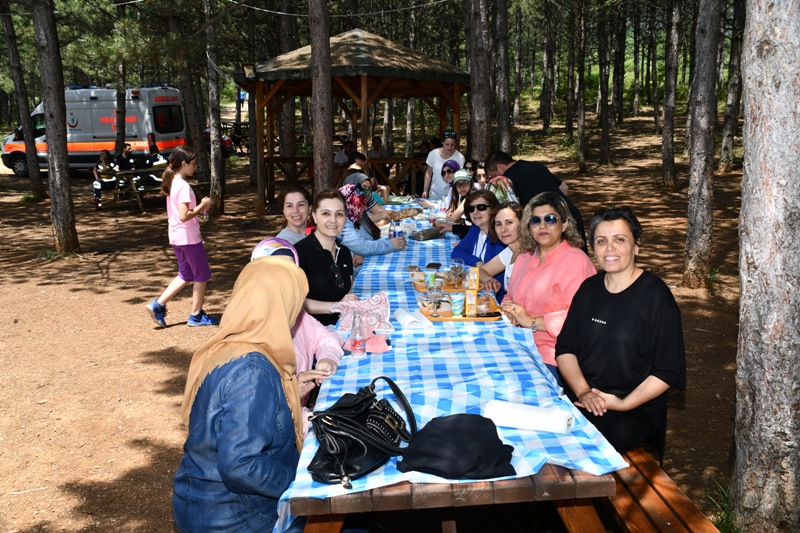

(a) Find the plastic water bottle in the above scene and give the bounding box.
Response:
[350,309,367,359]
[393,221,402,238]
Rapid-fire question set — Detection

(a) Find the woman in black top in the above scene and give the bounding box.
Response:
[294,189,358,326]
[555,207,686,453]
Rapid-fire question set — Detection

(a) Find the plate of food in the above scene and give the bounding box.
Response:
[409,268,465,293]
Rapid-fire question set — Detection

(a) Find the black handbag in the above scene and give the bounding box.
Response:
[307,376,417,488]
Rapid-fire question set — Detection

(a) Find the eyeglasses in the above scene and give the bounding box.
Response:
[330,263,345,289]
[529,214,561,226]
[443,130,457,139]
[466,203,491,213]
[464,166,474,171]
[443,168,455,174]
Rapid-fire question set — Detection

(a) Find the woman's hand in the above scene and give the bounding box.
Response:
[298,370,331,397]
[390,236,407,250]
[353,254,364,268]
[340,293,360,303]
[483,278,502,293]
[500,300,532,328]
[574,389,609,417]
[315,359,339,376]
[436,222,452,233]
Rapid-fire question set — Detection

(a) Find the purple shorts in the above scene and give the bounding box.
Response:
[172,242,211,283]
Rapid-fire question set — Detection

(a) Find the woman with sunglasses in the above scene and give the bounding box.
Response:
[294,189,359,326]
[422,130,465,201]
[336,174,406,261]
[419,159,460,209]
[451,190,506,272]
[501,192,595,384]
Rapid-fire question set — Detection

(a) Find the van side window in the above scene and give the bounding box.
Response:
[153,105,184,134]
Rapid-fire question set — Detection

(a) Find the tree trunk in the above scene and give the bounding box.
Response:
[540,5,555,132]
[300,97,311,146]
[204,0,224,215]
[280,0,298,172]
[114,2,127,156]
[649,4,662,133]
[247,10,257,185]
[718,0,744,173]
[31,0,80,254]
[565,14,575,139]
[662,0,682,192]
[632,5,641,116]
[684,0,700,156]
[682,0,720,288]
[468,0,492,160]
[577,3,587,173]
[597,1,611,164]
[0,0,45,198]
[513,5,522,125]
[405,98,414,157]
[733,1,800,528]
[495,0,511,152]
[529,29,536,102]
[309,0,333,191]
[382,98,394,155]
[613,7,626,125]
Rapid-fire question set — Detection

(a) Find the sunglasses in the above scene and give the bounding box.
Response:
[529,214,561,226]
[443,130,458,139]
[466,203,491,213]
[464,166,474,171]
[330,263,345,289]
[443,168,456,174]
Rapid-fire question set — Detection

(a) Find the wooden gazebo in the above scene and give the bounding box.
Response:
[233,28,470,211]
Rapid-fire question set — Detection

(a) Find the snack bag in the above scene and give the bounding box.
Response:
[468,267,480,290]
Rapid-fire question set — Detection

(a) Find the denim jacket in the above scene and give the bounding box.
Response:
[336,219,394,257]
[173,352,299,532]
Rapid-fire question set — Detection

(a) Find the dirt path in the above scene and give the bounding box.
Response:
[0,117,739,531]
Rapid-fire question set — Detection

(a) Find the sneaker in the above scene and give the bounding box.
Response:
[93,198,102,211]
[146,299,167,328]
[187,310,219,327]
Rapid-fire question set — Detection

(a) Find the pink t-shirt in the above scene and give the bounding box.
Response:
[166,176,202,246]
[504,239,596,366]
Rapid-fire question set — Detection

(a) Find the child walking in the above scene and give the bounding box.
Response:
[146,145,219,328]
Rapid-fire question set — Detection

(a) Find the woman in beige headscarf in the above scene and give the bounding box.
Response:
[173,257,308,532]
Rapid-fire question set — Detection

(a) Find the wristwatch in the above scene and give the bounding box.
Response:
[529,320,538,332]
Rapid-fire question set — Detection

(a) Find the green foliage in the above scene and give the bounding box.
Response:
[708,481,740,533]
[706,267,721,291]
[513,132,541,156]
[20,193,40,203]
[38,249,61,262]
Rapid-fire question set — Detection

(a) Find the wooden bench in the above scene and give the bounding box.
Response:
[600,447,718,532]
[101,168,210,211]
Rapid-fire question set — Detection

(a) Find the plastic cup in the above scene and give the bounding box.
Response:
[451,293,465,317]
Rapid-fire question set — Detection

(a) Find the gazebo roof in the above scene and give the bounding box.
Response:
[234,28,470,97]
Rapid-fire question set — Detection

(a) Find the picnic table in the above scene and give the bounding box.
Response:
[98,167,209,211]
[277,211,629,532]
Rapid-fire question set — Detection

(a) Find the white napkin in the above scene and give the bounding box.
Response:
[483,399,574,435]
[393,308,434,329]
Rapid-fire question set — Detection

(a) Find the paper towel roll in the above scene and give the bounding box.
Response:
[483,399,574,435]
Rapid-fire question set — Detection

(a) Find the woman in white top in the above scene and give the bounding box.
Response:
[422,130,465,201]
[480,202,523,294]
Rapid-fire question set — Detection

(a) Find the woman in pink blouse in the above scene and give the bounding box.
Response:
[501,192,595,383]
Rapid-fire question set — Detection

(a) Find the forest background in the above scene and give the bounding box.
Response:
[1,0,797,531]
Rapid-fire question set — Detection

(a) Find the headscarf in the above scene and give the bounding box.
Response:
[251,237,298,264]
[487,175,518,204]
[441,159,461,177]
[180,257,309,450]
[339,177,371,223]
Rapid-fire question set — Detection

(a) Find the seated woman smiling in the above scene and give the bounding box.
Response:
[501,192,596,384]
[294,189,359,326]
[555,207,686,452]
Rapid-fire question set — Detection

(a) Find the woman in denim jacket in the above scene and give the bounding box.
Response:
[173,257,308,531]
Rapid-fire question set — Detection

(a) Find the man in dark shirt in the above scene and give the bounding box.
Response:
[484,150,586,249]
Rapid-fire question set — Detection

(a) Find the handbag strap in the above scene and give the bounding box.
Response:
[317,412,407,454]
[368,376,418,435]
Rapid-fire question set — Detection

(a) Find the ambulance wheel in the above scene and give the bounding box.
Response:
[10,155,28,177]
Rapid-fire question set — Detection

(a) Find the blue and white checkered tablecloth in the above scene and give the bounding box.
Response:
[274,208,628,532]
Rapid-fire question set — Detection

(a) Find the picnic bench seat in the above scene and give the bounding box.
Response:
[100,167,210,211]
[599,447,718,532]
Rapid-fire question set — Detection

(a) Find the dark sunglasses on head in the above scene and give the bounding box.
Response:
[330,263,345,289]
[529,214,561,226]
[466,203,491,213]
[443,168,456,174]
[443,130,457,139]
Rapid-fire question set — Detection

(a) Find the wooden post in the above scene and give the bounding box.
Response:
[256,83,266,217]
[360,75,369,154]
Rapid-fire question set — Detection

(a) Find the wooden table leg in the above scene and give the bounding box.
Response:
[303,514,347,533]
[554,499,606,532]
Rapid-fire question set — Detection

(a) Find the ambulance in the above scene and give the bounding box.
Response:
[1,85,187,176]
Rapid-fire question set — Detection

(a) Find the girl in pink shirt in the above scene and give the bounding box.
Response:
[501,192,596,382]
[146,146,218,328]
